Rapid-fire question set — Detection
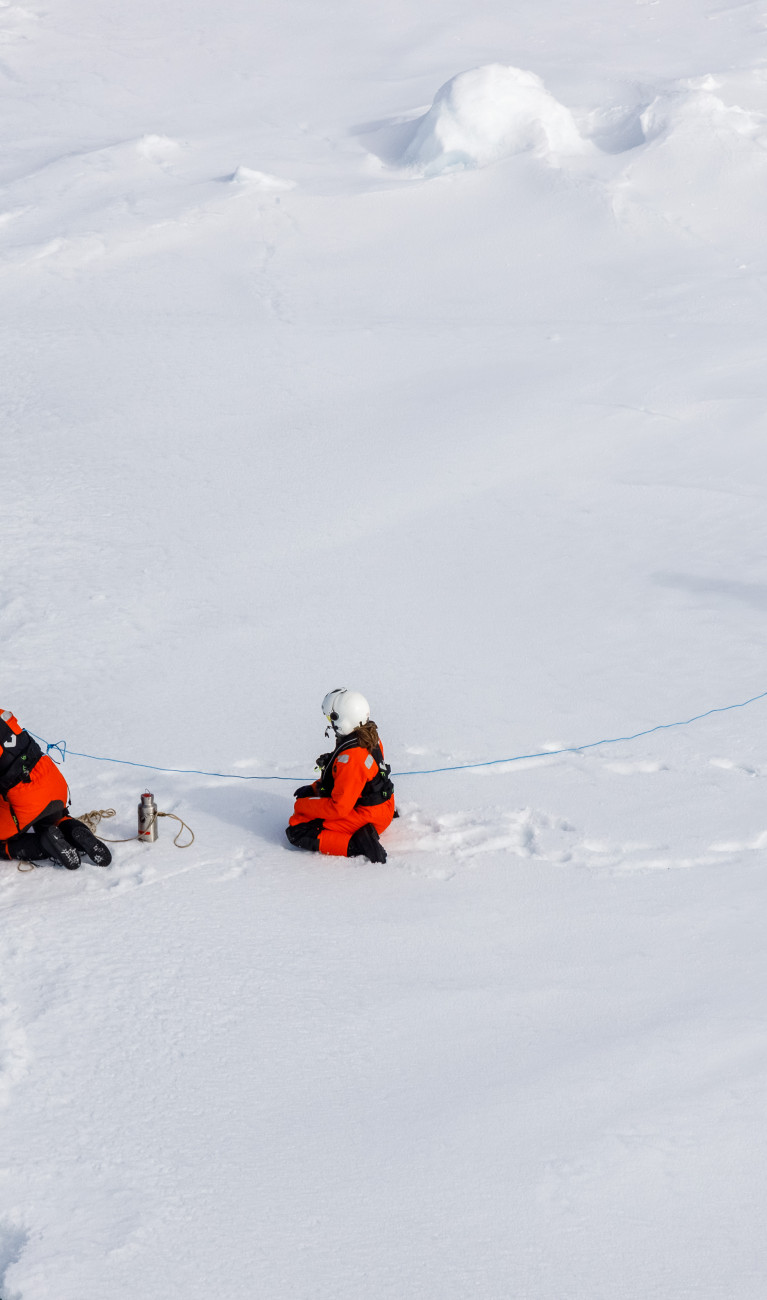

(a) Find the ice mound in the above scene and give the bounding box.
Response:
[402,64,584,175]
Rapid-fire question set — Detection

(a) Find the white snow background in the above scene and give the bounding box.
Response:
[2,0,767,1296]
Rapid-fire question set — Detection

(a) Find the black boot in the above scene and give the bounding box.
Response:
[38,823,81,870]
[347,824,387,864]
[285,818,324,852]
[2,830,47,862]
[58,817,112,866]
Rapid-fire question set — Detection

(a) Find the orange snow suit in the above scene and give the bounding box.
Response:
[289,737,395,856]
[0,710,69,840]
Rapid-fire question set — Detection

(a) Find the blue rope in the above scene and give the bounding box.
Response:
[29,687,767,781]
[29,734,303,780]
[397,688,767,775]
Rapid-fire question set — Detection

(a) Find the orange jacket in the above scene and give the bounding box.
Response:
[293,741,391,822]
[0,709,43,794]
[0,709,68,839]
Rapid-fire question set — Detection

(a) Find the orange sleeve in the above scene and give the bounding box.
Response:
[293,748,370,821]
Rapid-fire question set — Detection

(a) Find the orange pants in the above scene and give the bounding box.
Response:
[289,798,395,856]
[0,755,69,839]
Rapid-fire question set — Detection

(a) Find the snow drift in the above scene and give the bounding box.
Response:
[612,83,767,246]
[401,64,584,175]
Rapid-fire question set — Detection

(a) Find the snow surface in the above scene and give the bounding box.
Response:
[3,0,767,1296]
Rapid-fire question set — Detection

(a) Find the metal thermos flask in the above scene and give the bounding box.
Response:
[138,790,158,842]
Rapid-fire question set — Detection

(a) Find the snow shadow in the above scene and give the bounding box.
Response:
[350,114,422,166]
[582,104,648,153]
[188,782,291,844]
[0,1221,27,1300]
[655,571,767,611]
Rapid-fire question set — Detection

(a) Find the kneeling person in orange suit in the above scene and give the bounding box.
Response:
[287,688,395,863]
[0,709,112,869]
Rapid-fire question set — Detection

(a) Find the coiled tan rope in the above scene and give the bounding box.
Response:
[78,808,195,848]
[77,809,133,842]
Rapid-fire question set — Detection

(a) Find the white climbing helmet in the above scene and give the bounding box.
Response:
[322,688,370,736]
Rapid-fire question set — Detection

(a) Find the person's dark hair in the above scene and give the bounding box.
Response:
[353,719,380,752]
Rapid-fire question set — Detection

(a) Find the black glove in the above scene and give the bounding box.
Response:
[294,785,317,799]
[315,752,333,773]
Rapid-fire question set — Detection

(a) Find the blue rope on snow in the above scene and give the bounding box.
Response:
[29,687,767,782]
[398,688,767,775]
[30,734,302,781]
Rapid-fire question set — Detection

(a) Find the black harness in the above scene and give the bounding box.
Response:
[316,735,395,807]
[0,715,43,797]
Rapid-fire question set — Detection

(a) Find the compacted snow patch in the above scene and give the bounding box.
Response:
[401,64,585,175]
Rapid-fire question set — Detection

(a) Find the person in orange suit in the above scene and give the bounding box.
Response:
[287,689,395,863]
[0,708,111,869]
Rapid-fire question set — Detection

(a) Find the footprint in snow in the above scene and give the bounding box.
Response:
[388,805,577,864]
